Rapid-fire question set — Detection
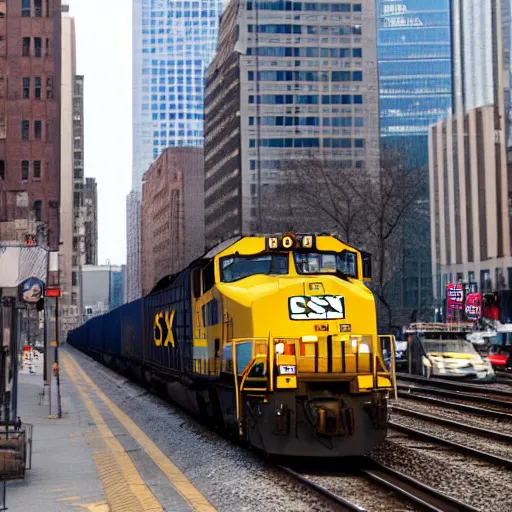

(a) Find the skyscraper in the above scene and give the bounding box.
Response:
[204,0,380,247]
[127,0,224,302]
[377,0,453,167]
[60,5,78,334]
[429,0,511,298]
[0,0,62,251]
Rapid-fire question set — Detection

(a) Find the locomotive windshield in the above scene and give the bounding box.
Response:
[220,254,288,282]
[294,250,357,278]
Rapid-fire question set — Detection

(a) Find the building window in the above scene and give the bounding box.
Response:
[72,271,77,286]
[34,200,42,221]
[496,268,506,290]
[45,38,51,57]
[21,161,29,180]
[34,37,41,57]
[22,37,30,57]
[0,78,4,98]
[0,117,5,139]
[34,0,42,16]
[34,120,42,139]
[0,160,4,180]
[35,77,41,99]
[23,77,30,99]
[33,160,41,179]
[22,0,31,17]
[480,270,491,293]
[46,77,53,99]
[22,120,29,140]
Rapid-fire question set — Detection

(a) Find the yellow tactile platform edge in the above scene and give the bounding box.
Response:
[62,352,217,512]
[62,356,163,512]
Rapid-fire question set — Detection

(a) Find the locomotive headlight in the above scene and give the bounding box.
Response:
[275,342,285,354]
[359,343,370,354]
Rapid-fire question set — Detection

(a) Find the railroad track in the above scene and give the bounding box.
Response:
[279,458,479,512]
[396,390,512,419]
[396,373,512,398]
[277,465,365,511]
[389,421,512,470]
[496,372,512,385]
[397,383,512,408]
[392,405,512,443]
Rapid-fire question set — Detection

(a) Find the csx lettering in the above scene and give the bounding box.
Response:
[289,295,345,320]
[153,310,176,347]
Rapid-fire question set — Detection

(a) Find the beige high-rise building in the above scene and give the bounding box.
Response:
[60,5,76,335]
[429,0,512,298]
[204,0,379,247]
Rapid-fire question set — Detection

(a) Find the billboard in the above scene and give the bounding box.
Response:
[465,293,482,320]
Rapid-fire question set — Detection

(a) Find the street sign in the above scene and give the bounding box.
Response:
[19,277,44,304]
[46,288,61,297]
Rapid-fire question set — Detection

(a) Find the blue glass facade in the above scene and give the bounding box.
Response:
[132,0,224,191]
[377,0,453,166]
[110,267,126,310]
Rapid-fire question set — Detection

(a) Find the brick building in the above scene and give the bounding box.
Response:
[140,147,204,296]
[0,0,62,252]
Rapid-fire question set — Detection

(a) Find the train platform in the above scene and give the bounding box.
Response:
[5,350,216,512]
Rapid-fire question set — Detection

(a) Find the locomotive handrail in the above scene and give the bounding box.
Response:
[376,335,397,399]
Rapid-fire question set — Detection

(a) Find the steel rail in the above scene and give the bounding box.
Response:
[392,405,512,443]
[280,460,478,512]
[396,373,512,398]
[396,390,512,419]
[360,458,479,512]
[390,421,512,469]
[397,383,512,408]
[277,465,366,512]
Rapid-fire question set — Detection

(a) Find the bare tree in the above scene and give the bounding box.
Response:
[270,151,429,330]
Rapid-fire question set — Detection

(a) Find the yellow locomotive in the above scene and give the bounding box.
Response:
[69,233,394,457]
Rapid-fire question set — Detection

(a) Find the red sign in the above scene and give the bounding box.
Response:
[45,287,61,297]
[447,284,464,309]
[465,293,482,319]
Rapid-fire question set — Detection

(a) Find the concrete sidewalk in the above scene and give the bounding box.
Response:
[5,358,109,511]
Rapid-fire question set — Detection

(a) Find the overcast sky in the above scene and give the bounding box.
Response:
[69,0,132,266]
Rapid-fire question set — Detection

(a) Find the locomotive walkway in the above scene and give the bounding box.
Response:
[6,349,215,512]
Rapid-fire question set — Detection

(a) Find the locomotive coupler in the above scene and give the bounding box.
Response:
[305,398,354,436]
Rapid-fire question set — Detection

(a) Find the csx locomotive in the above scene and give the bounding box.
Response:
[68,234,393,457]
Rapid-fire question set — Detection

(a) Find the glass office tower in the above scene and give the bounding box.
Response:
[133,0,224,188]
[377,0,453,167]
[127,0,224,302]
